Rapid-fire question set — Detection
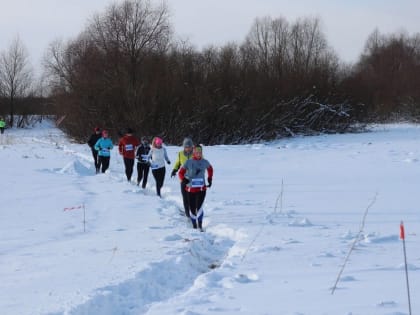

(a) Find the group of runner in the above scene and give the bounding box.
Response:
[87,127,213,230]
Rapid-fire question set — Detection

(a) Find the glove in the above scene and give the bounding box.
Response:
[182,178,190,185]
[207,177,212,188]
[171,169,177,178]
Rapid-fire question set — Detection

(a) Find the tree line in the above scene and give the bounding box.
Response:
[1,0,420,143]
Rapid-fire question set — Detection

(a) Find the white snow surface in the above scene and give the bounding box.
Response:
[1,121,419,315]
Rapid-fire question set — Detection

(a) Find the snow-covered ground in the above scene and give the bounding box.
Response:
[1,121,419,315]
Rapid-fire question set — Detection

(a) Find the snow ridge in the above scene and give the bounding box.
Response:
[63,235,233,315]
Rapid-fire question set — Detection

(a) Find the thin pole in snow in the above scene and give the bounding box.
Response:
[280,179,284,213]
[400,221,412,315]
[83,204,86,233]
[274,179,284,214]
[331,192,377,295]
[242,180,284,262]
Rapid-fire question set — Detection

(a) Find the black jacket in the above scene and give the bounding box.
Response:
[136,144,151,164]
[88,133,102,148]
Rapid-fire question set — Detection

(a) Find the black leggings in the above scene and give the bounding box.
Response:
[181,181,189,216]
[91,148,99,170]
[98,156,110,173]
[137,163,150,188]
[152,167,166,196]
[123,158,135,181]
[188,190,206,229]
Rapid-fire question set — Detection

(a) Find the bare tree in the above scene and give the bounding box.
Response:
[43,0,172,139]
[44,39,76,92]
[243,16,289,75]
[88,0,171,87]
[288,17,328,75]
[0,36,33,126]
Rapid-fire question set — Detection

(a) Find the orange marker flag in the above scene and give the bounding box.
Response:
[400,221,405,240]
[400,220,412,315]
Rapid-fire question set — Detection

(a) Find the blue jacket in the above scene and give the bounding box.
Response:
[94,138,114,157]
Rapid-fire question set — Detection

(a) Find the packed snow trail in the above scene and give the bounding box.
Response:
[1,122,420,314]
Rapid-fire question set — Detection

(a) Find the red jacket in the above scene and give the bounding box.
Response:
[118,135,140,159]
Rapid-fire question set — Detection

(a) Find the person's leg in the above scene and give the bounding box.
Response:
[94,151,99,172]
[137,163,143,185]
[128,159,134,180]
[102,156,110,173]
[142,165,150,189]
[155,167,165,196]
[92,149,99,172]
[151,169,159,195]
[195,191,206,229]
[181,181,189,217]
[188,192,197,228]
[97,156,103,173]
[124,158,134,181]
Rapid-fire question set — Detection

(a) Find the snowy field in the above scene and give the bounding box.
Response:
[0,121,419,315]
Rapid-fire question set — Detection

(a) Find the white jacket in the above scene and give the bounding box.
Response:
[148,147,170,169]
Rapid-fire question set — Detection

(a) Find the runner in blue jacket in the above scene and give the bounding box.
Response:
[94,130,114,173]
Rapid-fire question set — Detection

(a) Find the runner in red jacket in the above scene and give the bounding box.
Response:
[118,128,140,181]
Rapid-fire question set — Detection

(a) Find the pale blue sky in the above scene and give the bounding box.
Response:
[1,0,419,73]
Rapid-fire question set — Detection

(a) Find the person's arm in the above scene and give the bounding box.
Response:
[178,166,188,184]
[87,135,94,148]
[173,152,182,171]
[94,139,101,151]
[135,146,141,160]
[118,140,123,155]
[164,148,171,164]
[171,152,181,177]
[207,164,213,187]
[146,147,153,161]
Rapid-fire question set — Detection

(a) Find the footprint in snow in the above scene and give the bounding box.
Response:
[376,300,397,308]
[340,275,357,282]
[317,251,335,258]
[396,263,419,271]
[282,238,301,245]
[402,157,418,163]
[163,234,183,241]
[148,226,172,230]
[363,234,399,243]
[235,273,259,283]
[257,245,282,253]
[288,217,313,227]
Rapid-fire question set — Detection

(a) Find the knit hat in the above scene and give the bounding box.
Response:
[154,137,163,146]
[94,127,101,132]
[182,137,193,148]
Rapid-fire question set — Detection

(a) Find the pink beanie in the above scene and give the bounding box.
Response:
[154,137,163,146]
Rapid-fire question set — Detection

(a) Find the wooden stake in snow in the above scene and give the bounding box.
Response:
[400,221,412,315]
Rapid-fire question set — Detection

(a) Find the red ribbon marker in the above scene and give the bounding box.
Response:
[63,204,86,232]
[400,221,405,240]
[64,205,83,211]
